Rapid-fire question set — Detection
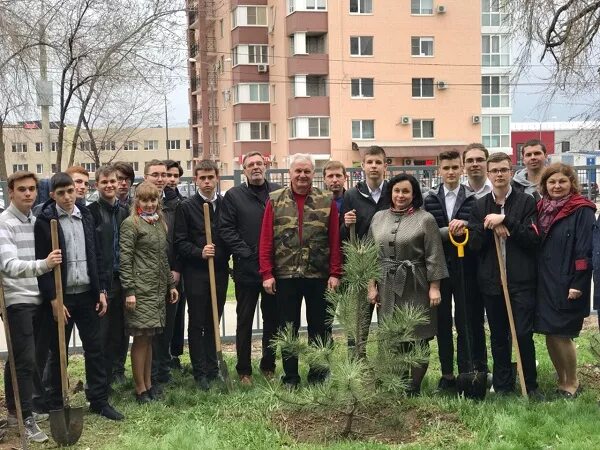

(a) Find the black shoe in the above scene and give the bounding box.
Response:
[170,357,182,370]
[280,375,299,391]
[437,377,456,392]
[135,391,152,404]
[112,373,127,385]
[197,376,210,392]
[90,403,125,421]
[148,385,163,400]
[527,389,545,402]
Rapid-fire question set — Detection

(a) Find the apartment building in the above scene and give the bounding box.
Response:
[2,124,195,178]
[187,0,509,171]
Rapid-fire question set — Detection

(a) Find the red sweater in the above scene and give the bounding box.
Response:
[259,191,342,281]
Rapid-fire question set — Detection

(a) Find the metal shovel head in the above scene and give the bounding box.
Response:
[457,371,487,400]
[50,406,84,446]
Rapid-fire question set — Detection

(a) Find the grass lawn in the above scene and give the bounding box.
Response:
[3,323,600,449]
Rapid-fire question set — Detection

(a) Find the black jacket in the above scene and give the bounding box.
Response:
[88,197,129,291]
[468,190,540,296]
[219,181,280,285]
[174,193,230,274]
[34,199,106,302]
[163,186,184,272]
[423,184,477,267]
[340,180,390,240]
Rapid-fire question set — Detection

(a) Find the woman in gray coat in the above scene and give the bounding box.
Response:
[120,182,178,403]
[368,174,448,395]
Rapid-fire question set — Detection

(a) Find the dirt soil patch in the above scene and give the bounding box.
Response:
[272,401,464,445]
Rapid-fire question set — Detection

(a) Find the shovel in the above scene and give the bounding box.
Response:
[203,203,232,392]
[49,219,84,446]
[449,229,487,400]
[0,280,29,450]
[494,233,528,398]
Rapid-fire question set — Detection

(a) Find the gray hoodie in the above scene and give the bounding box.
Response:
[511,168,541,200]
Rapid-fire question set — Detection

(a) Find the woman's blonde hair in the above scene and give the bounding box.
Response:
[539,163,580,197]
[131,181,167,230]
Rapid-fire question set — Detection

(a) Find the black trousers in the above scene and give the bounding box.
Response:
[47,291,108,409]
[100,275,128,383]
[483,290,538,393]
[234,283,278,376]
[4,303,43,419]
[437,264,488,375]
[276,278,331,385]
[170,284,186,358]
[32,302,53,412]
[151,281,181,383]
[185,270,228,380]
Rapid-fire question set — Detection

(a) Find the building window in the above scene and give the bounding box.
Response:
[306,0,326,10]
[233,45,269,65]
[562,141,570,152]
[482,75,510,108]
[35,142,43,152]
[124,141,139,151]
[482,34,510,67]
[482,115,510,148]
[100,141,116,151]
[219,19,224,37]
[412,78,434,98]
[36,164,43,174]
[352,120,375,139]
[11,142,27,153]
[413,119,434,138]
[351,78,374,98]
[235,122,270,141]
[167,139,181,150]
[232,6,268,27]
[51,142,57,152]
[482,0,509,27]
[411,0,433,14]
[272,123,277,143]
[306,35,326,53]
[12,164,28,172]
[186,161,193,171]
[82,162,97,173]
[306,76,327,96]
[51,164,57,173]
[350,36,373,56]
[186,139,191,149]
[144,140,159,150]
[233,83,269,103]
[222,127,227,145]
[289,117,330,138]
[79,141,92,152]
[411,37,434,56]
[350,0,372,14]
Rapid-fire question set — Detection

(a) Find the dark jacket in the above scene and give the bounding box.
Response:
[34,199,106,302]
[423,184,477,267]
[163,186,184,272]
[174,193,230,274]
[88,197,129,291]
[340,180,390,240]
[593,215,600,309]
[468,190,540,296]
[219,181,280,285]
[538,196,595,317]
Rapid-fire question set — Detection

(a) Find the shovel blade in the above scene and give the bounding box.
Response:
[49,406,84,446]
[457,371,487,400]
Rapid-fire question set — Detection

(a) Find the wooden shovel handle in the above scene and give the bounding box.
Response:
[51,219,70,405]
[494,233,528,398]
[203,203,222,353]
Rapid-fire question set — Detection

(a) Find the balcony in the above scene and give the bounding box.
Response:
[287,53,329,76]
[286,11,327,35]
[188,2,198,27]
[189,43,198,58]
[191,107,219,124]
[209,141,220,157]
[192,143,202,158]
[287,96,329,117]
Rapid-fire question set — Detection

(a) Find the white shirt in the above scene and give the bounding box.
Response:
[199,191,218,211]
[463,178,493,199]
[367,181,385,204]
[443,185,461,222]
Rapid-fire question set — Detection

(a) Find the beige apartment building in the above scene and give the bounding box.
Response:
[187,0,512,171]
[1,124,196,179]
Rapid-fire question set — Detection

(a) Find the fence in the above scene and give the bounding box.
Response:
[0,164,598,353]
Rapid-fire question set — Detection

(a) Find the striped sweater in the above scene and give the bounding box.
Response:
[0,204,51,307]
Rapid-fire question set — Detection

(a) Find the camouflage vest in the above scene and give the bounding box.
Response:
[270,186,332,279]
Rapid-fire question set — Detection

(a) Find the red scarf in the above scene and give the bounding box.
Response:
[537,194,596,234]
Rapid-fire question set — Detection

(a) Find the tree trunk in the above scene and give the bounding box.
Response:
[0,124,8,180]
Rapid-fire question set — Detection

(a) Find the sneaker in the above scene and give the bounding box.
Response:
[7,411,49,427]
[239,375,253,386]
[90,403,124,421]
[24,416,49,443]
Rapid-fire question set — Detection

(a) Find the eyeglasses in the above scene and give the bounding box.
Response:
[147,172,168,178]
[488,168,511,175]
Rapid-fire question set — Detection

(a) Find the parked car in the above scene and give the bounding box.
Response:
[580,182,599,201]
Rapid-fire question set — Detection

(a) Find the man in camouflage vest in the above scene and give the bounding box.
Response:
[259,154,342,388]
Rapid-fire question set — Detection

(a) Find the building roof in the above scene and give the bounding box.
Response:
[511,121,600,132]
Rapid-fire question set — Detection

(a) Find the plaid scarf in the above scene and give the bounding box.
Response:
[538,194,571,234]
[137,207,159,225]
[390,206,415,215]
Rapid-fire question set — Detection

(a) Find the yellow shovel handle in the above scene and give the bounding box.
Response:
[448,228,469,258]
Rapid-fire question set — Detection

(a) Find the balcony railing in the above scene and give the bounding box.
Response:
[189,43,198,58]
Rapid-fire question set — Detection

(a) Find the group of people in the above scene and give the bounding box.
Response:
[0,139,598,442]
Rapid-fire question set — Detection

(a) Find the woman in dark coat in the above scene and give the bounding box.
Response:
[535,163,596,398]
[120,182,178,403]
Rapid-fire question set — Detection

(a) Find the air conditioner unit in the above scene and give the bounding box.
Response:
[472,115,481,124]
[401,116,411,125]
[436,80,448,90]
[257,64,269,73]
[404,158,414,166]
[386,158,393,165]
[437,5,447,13]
